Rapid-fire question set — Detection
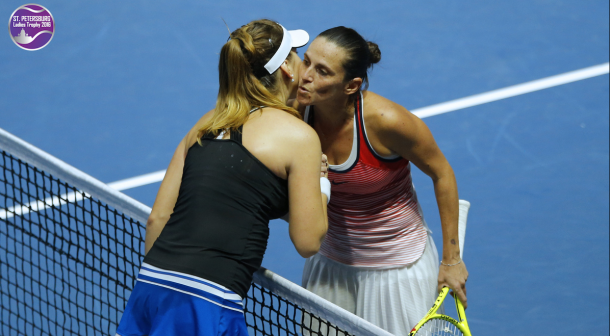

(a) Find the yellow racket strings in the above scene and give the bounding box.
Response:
[418,318,465,336]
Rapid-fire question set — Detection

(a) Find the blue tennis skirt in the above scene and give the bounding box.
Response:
[116,263,248,336]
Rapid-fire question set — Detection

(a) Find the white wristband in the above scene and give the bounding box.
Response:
[320,177,331,204]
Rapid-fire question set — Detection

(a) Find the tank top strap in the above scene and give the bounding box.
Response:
[354,92,367,156]
[230,106,266,144]
[202,131,216,140]
[306,106,315,126]
[356,92,406,168]
[231,127,243,143]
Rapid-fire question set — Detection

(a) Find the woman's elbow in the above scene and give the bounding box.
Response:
[146,213,169,229]
[295,234,326,258]
[296,243,320,258]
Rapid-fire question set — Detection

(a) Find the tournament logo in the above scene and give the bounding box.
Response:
[8,4,54,51]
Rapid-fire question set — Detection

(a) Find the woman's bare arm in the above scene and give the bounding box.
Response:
[374,99,469,308]
[280,153,329,222]
[283,125,328,257]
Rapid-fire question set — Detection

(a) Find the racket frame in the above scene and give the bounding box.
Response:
[409,199,472,336]
[409,287,471,336]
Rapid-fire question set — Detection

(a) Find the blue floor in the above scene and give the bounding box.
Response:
[1,1,608,335]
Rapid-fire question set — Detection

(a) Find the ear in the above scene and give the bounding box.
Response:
[279,60,293,81]
[344,77,363,95]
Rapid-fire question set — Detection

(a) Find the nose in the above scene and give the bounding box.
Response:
[300,65,313,84]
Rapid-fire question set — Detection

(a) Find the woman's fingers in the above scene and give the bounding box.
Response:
[437,262,469,309]
[452,286,468,309]
[321,154,328,177]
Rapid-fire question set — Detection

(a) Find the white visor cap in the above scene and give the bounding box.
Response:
[264,25,309,74]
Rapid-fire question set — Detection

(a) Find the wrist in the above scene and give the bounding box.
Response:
[442,250,461,262]
[440,258,462,267]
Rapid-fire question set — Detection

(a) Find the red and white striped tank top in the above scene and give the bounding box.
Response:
[305,93,428,268]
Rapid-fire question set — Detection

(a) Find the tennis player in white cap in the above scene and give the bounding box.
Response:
[116,19,330,336]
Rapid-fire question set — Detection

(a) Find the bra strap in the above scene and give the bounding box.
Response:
[249,106,265,114]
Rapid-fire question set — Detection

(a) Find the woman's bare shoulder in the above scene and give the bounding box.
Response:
[260,107,317,141]
[363,91,418,133]
[249,108,321,175]
[265,108,316,136]
[364,91,411,113]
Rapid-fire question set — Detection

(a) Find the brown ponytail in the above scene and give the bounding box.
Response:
[197,19,300,142]
[367,41,381,65]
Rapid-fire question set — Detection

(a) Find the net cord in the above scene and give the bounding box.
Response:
[254,268,394,336]
[0,126,395,336]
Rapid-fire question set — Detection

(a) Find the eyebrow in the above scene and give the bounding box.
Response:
[304,52,335,75]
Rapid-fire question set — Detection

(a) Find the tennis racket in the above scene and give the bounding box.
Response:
[409,199,472,336]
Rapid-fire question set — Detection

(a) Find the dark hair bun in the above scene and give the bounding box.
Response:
[367,41,381,65]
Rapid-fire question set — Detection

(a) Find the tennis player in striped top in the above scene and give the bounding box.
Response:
[296,27,469,334]
[116,20,330,336]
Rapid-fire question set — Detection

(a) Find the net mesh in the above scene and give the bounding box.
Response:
[0,150,352,336]
[245,282,350,336]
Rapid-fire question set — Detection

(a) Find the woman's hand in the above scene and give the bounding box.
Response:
[321,154,329,178]
[438,261,469,308]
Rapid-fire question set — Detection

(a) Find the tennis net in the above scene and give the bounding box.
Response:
[0,128,392,336]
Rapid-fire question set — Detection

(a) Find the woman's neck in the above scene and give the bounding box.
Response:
[313,95,355,130]
[276,85,289,106]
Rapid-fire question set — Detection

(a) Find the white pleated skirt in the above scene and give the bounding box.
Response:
[302,233,442,335]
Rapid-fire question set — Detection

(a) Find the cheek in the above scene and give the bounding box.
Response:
[313,79,340,98]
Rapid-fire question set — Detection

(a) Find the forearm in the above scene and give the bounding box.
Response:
[320,194,329,243]
[287,193,328,258]
[433,167,460,262]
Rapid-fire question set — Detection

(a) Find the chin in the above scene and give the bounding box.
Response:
[296,93,312,106]
[297,94,310,105]
[297,97,314,106]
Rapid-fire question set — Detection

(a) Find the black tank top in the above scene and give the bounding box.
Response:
[144,118,289,298]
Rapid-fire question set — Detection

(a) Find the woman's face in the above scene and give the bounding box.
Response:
[297,37,348,106]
